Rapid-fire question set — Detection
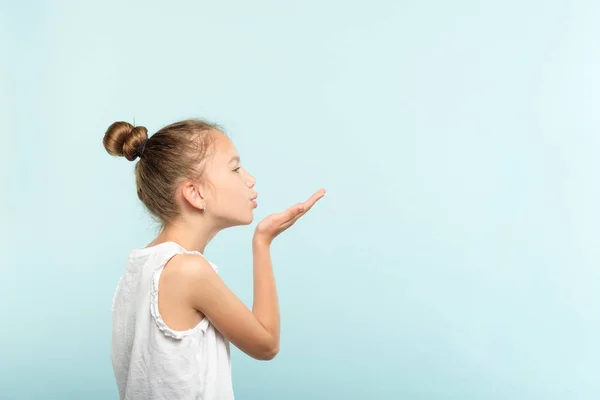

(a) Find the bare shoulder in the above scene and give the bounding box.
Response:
[157,253,217,330]
[160,253,219,308]
[162,253,216,283]
[162,253,225,314]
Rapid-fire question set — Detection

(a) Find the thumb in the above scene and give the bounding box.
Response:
[284,203,305,222]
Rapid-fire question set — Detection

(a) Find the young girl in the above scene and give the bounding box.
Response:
[104,119,325,399]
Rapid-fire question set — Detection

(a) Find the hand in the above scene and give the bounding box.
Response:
[253,188,326,246]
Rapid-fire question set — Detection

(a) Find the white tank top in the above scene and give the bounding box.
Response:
[111,241,234,399]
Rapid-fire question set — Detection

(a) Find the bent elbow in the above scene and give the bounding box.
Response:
[260,350,278,361]
[256,344,279,361]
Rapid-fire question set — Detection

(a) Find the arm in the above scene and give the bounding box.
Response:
[184,188,326,361]
[250,237,280,357]
[183,250,279,361]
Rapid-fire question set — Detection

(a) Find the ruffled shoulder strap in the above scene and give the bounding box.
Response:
[149,242,217,339]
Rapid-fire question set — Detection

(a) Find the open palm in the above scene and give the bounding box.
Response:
[254,188,326,245]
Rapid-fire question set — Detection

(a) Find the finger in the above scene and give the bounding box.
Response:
[282,203,305,223]
[300,188,326,213]
[305,188,326,204]
[283,191,325,227]
[280,189,325,226]
[280,210,304,230]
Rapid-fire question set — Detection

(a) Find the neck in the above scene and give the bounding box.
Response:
[150,217,221,254]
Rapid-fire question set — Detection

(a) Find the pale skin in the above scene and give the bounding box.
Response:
[145,131,326,360]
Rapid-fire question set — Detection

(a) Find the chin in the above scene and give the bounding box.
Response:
[235,213,254,226]
[223,213,254,228]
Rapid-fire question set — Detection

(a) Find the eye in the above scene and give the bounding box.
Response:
[233,167,241,173]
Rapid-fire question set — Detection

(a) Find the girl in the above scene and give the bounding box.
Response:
[103,119,326,399]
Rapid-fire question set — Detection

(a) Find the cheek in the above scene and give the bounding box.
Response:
[225,177,247,201]
[213,173,248,205]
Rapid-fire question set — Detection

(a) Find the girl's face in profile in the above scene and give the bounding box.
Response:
[202,131,258,227]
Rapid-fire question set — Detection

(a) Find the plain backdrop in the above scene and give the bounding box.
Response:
[2,1,600,399]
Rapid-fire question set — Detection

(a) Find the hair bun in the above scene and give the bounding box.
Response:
[103,121,149,161]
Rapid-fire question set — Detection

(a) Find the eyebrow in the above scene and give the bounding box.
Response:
[228,156,240,164]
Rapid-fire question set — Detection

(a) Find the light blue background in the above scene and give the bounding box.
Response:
[2,1,599,399]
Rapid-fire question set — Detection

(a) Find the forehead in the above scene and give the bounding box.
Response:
[211,131,239,163]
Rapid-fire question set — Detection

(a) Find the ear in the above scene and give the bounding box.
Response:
[181,180,207,211]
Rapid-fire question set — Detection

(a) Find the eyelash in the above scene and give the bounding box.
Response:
[233,167,241,173]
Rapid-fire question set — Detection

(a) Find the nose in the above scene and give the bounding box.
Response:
[246,172,256,187]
